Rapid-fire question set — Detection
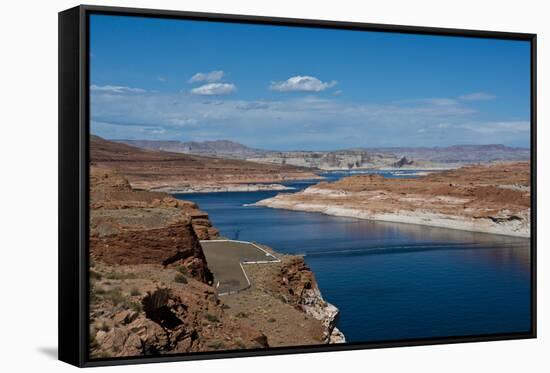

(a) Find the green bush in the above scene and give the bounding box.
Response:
[98,287,140,311]
[174,273,188,284]
[104,288,126,305]
[130,301,143,312]
[176,265,189,275]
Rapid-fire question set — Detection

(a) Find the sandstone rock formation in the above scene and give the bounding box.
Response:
[256,162,531,237]
[277,257,345,343]
[89,264,268,358]
[90,135,321,192]
[89,167,344,358]
[391,156,414,168]
[119,139,530,171]
[90,167,217,282]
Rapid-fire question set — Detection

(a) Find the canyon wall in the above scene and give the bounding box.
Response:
[89,167,344,358]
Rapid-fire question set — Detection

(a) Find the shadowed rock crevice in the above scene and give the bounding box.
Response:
[142,289,184,330]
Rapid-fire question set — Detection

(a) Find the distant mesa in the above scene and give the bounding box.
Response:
[116,139,261,157]
[90,135,321,192]
[112,138,530,171]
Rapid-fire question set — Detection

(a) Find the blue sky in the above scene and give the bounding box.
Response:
[90,14,531,150]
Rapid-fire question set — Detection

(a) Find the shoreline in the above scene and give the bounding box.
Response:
[147,183,296,194]
[254,193,530,238]
[90,167,345,356]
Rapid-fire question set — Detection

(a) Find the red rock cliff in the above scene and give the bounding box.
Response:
[90,167,218,283]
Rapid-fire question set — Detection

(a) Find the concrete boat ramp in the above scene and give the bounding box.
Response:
[200,240,280,296]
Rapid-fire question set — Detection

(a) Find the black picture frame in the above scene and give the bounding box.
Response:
[59,4,537,367]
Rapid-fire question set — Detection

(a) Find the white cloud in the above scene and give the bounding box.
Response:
[90,85,146,93]
[424,98,458,106]
[459,92,496,101]
[190,83,237,96]
[460,121,529,134]
[270,75,337,92]
[90,89,529,148]
[188,70,224,83]
[236,101,270,111]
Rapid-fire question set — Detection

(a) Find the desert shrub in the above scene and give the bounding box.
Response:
[174,273,188,284]
[207,341,225,350]
[104,271,138,280]
[103,288,126,305]
[176,265,189,275]
[130,301,143,312]
[100,287,140,311]
[90,270,102,280]
[204,313,219,323]
[234,338,246,349]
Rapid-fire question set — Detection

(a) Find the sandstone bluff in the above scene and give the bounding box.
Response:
[89,168,344,358]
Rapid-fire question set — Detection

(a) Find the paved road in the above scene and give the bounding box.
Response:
[200,240,279,295]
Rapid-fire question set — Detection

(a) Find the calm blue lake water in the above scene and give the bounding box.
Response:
[175,171,531,343]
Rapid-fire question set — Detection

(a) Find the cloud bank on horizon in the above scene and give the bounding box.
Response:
[89,15,531,150]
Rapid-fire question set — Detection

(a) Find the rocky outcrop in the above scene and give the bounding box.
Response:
[89,264,268,358]
[247,150,393,170]
[89,167,345,357]
[256,162,531,238]
[90,135,321,191]
[117,138,530,171]
[277,257,345,343]
[391,156,414,168]
[90,167,217,283]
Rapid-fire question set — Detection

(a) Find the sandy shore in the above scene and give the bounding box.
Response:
[148,183,295,194]
[255,194,530,237]
[254,163,531,238]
